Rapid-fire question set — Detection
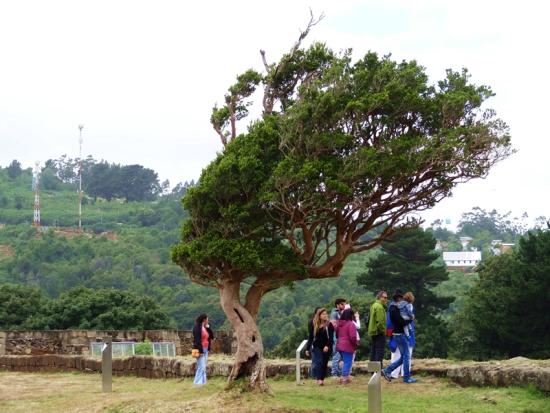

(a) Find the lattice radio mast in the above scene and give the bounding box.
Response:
[78,124,84,231]
[32,162,41,227]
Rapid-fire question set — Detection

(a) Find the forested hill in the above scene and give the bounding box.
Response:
[0,160,372,350]
[2,159,546,357]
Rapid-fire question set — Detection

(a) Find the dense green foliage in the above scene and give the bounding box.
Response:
[358,228,451,357]
[0,284,45,329]
[174,43,512,291]
[40,287,173,330]
[44,155,162,201]
[0,285,171,330]
[451,227,550,360]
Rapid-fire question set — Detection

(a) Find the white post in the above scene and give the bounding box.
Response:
[102,337,112,393]
[367,361,382,413]
[295,339,308,383]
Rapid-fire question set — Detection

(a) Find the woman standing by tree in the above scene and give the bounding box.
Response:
[192,313,213,385]
[306,308,334,386]
[336,309,358,384]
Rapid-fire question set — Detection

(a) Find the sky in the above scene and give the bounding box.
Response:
[1,0,548,229]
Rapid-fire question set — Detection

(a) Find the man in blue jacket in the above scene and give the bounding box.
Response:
[381,290,417,383]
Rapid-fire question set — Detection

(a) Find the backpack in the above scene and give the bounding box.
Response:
[385,305,394,337]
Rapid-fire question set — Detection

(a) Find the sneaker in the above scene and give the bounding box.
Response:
[403,377,417,384]
[381,370,392,382]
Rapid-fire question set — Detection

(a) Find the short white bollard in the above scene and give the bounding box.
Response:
[367,361,382,413]
[295,339,308,383]
[102,336,112,393]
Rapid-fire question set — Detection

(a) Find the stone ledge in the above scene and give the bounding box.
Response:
[1,355,548,392]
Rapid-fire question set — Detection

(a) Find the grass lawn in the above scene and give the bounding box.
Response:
[0,371,548,413]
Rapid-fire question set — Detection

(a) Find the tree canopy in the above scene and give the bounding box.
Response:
[0,284,173,330]
[451,227,550,359]
[7,160,23,180]
[43,156,161,202]
[172,25,512,391]
[0,284,45,330]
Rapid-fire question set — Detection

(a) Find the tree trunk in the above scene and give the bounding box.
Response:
[219,280,269,393]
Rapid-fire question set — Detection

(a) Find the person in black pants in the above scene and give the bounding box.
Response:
[306,308,334,386]
[368,290,388,363]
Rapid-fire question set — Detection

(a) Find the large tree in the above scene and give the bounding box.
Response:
[357,228,452,357]
[172,20,512,391]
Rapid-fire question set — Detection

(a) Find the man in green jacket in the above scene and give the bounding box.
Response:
[368,290,388,363]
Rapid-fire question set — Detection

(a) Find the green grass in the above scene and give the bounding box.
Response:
[0,371,548,413]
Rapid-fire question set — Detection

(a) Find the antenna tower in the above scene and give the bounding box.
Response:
[78,124,84,231]
[32,162,41,227]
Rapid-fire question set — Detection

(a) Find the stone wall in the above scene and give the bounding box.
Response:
[0,330,233,356]
[0,355,303,379]
[1,355,548,391]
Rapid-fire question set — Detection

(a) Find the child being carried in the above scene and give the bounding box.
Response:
[397,292,415,337]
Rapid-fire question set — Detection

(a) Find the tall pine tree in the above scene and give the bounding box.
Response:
[358,227,451,356]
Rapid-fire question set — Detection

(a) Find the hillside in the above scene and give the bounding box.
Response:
[3,161,533,356]
[0,165,377,350]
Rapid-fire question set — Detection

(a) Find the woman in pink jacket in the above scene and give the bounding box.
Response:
[336,308,358,384]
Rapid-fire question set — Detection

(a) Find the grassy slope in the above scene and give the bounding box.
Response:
[0,371,548,413]
[0,168,164,229]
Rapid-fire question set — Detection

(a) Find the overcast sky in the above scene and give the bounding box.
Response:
[1,0,548,228]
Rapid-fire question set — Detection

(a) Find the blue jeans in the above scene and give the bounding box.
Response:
[383,334,410,379]
[340,351,354,377]
[331,342,342,376]
[193,348,208,385]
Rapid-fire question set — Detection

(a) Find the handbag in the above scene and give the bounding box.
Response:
[191,348,200,358]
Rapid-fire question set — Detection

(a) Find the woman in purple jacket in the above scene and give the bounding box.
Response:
[335,308,358,384]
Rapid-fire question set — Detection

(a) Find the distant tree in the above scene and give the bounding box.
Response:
[160,179,170,195]
[173,24,512,391]
[40,167,63,190]
[0,284,46,330]
[38,287,173,330]
[450,227,550,359]
[458,207,527,242]
[118,165,161,202]
[85,162,160,201]
[427,224,454,242]
[7,160,22,179]
[358,228,451,357]
[85,161,117,200]
[170,181,195,199]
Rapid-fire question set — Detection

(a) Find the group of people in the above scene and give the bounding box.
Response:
[191,289,417,386]
[305,290,417,386]
[305,299,362,385]
[368,289,417,383]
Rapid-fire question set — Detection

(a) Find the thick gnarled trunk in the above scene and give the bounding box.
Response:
[219,280,269,392]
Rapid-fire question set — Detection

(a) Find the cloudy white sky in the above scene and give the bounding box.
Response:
[1,0,548,228]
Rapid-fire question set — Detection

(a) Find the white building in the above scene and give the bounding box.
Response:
[442,251,482,269]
